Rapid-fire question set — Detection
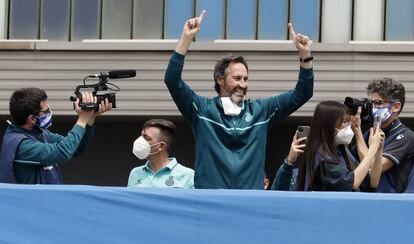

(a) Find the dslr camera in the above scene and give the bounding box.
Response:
[344,97,373,122]
[69,70,136,111]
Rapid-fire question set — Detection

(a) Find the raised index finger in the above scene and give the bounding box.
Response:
[288,23,296,40]
[198,10,206,24]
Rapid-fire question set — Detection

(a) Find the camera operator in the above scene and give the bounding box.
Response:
[0,88,112,184]
[352,78,414,193]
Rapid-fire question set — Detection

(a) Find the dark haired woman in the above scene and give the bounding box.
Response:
[272,101,384,191]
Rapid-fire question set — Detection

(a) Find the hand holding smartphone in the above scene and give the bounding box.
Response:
[297,126,310,140]
[373,115,381,134]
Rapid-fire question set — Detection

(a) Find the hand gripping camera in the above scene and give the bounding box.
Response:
[344,97,373,122]
[69,70,136,111]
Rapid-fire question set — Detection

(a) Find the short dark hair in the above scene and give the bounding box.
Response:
[213,54,248,94]
[367,77,405,113]
[9,88,47,125]
[142,119,176,151]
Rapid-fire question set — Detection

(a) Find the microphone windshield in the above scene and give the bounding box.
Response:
[108,70,136,79]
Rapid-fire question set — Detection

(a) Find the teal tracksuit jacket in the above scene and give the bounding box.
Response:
[165,52,314,189]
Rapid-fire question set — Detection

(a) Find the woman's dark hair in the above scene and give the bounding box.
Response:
[296,101,353,191]
[213,54,248,94]
[9,88,47,125]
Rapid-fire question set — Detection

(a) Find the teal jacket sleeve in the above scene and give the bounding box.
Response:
[261,67,314,125]
[46,125,95,157]
[15,124,88,165]
[164,51,206,124]
[271,162,295,191]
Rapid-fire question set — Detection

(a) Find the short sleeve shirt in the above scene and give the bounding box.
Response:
[311,146,359,191]
[381,120,414,192]
[128,158,194,189]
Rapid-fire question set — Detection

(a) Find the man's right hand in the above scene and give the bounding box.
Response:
[175,10,206,55]
[74,92,96,128]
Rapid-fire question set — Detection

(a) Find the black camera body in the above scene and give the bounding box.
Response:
[70,92,117,111]
[344,97,373,122]
[69,70,136,111]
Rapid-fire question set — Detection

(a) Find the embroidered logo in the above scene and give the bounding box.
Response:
[165,176,174,186]
[396,134,404,140]
[245,112,253,122]
[43,166,54,171]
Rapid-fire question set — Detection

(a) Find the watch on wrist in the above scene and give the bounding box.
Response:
[299,56,314,63]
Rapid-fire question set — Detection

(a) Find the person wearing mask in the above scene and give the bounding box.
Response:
[164,10,314,189]
[352,78,414,193]
[128,119,194,189]
[273,101,384,191]
[0,88,111,184]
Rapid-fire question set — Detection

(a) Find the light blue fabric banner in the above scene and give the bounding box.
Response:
[0,184,413,243]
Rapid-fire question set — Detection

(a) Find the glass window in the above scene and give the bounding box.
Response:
[9,0,40,39]
[71,0,100,41]
[101,0,133,39]
[321,0,352,43]
[385,0,414,41]
[258,0,288,40]
[353,0,384,41]
[40,0,70,41]
[164,0,194,39]
[196,0,225,40]
[226,0,257,39]
[290,0,320,42]
[133,0,164,39]
[0,0,8,39]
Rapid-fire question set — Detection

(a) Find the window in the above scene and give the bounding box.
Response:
[40,0,70,41]
[226,0,257,39]
[71,0,100,41]
[321,0,352,43]
[258,0,288,40]
[290,0,320,42]
[385,0,414,41]
[133,0,164,39]
[164,0,194,39]
[9,0,40,39]
[101,0,133,39]
[196,0,225,40]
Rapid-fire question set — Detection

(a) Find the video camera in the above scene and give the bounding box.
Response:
[344,97,373,122]
[69,70,136,111]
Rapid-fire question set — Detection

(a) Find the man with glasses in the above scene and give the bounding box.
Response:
[352,78,414,193]
[0,87,111,184]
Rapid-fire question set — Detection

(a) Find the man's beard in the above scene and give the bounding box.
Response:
[230,86,247,105]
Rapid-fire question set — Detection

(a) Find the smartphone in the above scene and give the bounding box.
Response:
[373,115,381,132]
[297,126,310,139]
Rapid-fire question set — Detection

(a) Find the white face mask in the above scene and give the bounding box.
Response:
[335,125,354,145]
[221,97,241,116]
[132,136,163,159]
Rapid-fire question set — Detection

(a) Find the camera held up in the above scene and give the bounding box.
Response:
[69,70,136,111]
[344,97,373,122]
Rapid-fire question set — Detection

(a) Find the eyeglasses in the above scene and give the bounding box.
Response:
[371,99,394,108]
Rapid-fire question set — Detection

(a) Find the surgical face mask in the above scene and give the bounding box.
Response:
[221,97,241,116]
[132,136,164,159]
[372,104,393,124]
[335,125,354,145]
[34,109,53,130]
